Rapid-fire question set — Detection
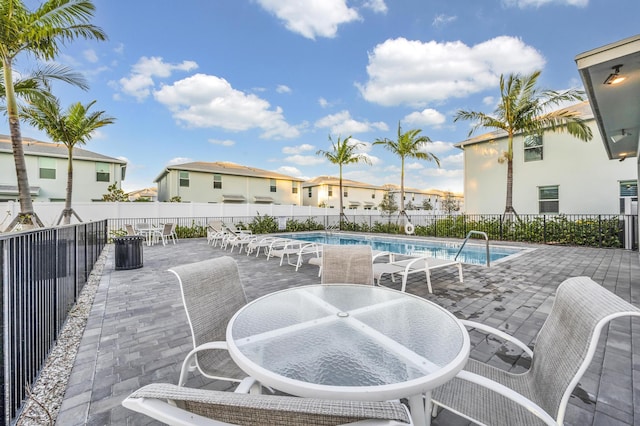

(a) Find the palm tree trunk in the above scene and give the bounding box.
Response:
[338,165,344,230]
[63,147,74,225]
[2,57,43,230]
[503,134,517,220]
[400,156,405,213]
[4,59,35,216]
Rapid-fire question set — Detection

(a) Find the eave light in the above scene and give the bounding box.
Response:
[604,64,626,85]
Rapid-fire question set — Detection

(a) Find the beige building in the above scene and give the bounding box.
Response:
[303,176,385,210]
[154,162,304,204]
[383,184,464,211]
[456,102,637,215]
[0,135,126,202]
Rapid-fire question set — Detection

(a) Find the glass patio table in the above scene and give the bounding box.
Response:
[226,284,470,425]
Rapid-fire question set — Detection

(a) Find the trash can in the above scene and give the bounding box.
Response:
[114,235,144,270]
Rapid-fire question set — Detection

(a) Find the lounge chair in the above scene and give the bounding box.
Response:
[268,240,310,267]
[373,255,462,293]
[431,276,640,425]
[321,244,374,285]
[245,236,286,257]
[123,383,413,426]
[167,257,251,388]
[206,220,226,247]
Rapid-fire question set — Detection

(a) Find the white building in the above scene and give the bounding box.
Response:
[383,184,464,212]
[154,161,304,205]
[456,102,637,215]
[0,135,127,202]
[303,176,386,210]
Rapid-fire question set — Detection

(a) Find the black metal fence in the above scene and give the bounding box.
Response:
[109,213,638,249]
[0,220,108,425]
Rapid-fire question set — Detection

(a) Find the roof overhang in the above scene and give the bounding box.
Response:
[253,196,274,203]
[575,34,640,161]
[222,194,246,202]
[0,185,40,196]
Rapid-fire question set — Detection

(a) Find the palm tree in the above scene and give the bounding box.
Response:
[22,98,115,224]
[0,0,106,229]
[316,135,372,224]
[374,122,440,214]
[454,71,592,218]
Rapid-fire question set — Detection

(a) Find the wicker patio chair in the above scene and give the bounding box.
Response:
[168,257,250,388]
[321,244,374,285]
[431,276,640,425]
[123,383,413,426]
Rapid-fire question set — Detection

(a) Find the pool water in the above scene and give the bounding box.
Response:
[276,232,528,265]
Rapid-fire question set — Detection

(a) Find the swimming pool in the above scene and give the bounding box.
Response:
[276,232,530,265]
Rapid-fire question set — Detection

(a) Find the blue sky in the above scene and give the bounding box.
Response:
[11,0,640,193]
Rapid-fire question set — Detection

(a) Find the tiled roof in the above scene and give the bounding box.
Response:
[303,176,383,189]
[156,161,304,182]
[0,135,126,164]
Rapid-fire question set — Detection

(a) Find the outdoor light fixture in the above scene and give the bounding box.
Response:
[610,129,629,144]
[604,64,626,85]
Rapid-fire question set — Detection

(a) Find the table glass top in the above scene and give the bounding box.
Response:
[229,285,466,388]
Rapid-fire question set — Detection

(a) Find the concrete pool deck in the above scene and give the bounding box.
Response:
[56,237,639,425]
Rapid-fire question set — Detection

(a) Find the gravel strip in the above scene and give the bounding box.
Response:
[16,247,108,426]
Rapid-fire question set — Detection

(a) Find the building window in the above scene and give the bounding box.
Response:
[371,193,375,199]
[39,158,56,179]
[343,189,348,197]
[308,187,312,198]
[619,180,638,213]
[270,179,277,193]
[292,181,298,194]
[213,174,222,189]
[539,185,559,214]
[96,162,110,182]
[328,186,333,196]
[524,135,543,162]
[179,171,189,187]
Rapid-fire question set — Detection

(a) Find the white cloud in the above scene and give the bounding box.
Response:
[423,140,457,155]
[432,14,457,27]
[284,154,325,165]
[154,73,300,139]
[315,110,388,135]
[502,0,587,7]
[114,43,124,55]
[277,165,304,177]
[119,56,198,101]
[318,97,330,108]
[256,0,360,39]
[482,96,495,106]
[209,138,235,147]
[276,84,292,94]
[403,108,446,127]
[167,157,193,165]
[283,144,315,154]
[356,36,545,107]
[83,49,99,63]
[362,0,388,14]
[406,162,425,170]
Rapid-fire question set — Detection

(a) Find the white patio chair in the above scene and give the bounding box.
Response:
[154,223,178,246]
[245,236,285,257]
[224,222,252,236]
[431,276,640,426]
[168,257,251,388]
[268,239,309,267]
[373,255,463,293]
[224,231,257,254]
[125,224,136,236]
[123,383,413,426]
[321,244,374,285]
[294,242,322,271]
[207,220,226,247]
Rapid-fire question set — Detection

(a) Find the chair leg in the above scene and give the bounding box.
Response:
[426,270,433,293]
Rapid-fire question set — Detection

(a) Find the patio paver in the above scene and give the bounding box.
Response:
[56,237,640,425]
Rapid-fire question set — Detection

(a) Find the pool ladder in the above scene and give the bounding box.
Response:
[455,231,490,267]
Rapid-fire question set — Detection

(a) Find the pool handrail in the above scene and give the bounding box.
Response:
[455,231,490,267]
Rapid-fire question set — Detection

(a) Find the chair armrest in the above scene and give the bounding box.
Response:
[453,370,558,426]
[122,395,230,426]
[460,320,533,358]
[178,341,237,386]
